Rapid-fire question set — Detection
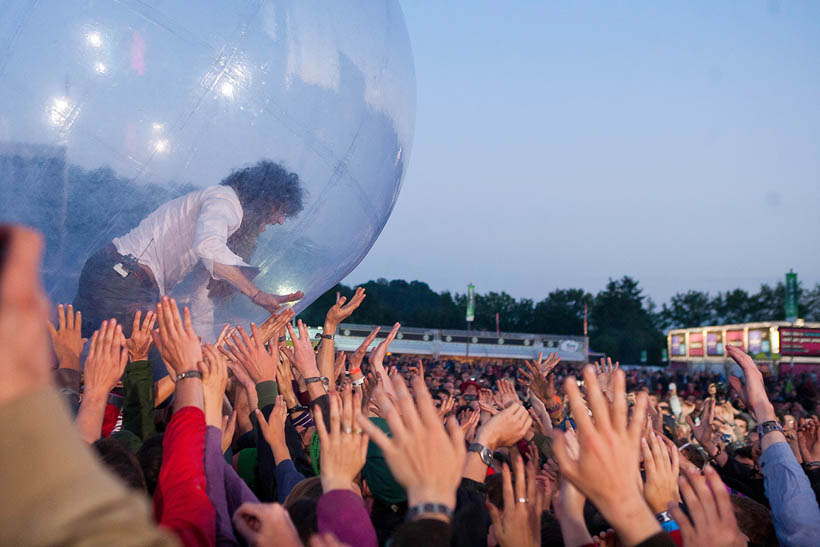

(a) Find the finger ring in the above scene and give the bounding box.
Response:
[353,428,363,435]
[517,497,528,504]
[343,426,352,434]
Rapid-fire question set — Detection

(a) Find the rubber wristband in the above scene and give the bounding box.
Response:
[351,377,365,387]
[406,503,453,521]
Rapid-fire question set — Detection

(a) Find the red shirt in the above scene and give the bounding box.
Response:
[154,406,215,547]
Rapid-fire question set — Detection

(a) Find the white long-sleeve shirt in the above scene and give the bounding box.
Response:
[113,185,249,295]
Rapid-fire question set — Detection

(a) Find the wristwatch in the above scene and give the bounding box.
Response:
[315,333,335,341]
[756,420,783,438]
[468,442,493,467]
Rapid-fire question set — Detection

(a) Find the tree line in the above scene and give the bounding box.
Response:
[299,276,820,364]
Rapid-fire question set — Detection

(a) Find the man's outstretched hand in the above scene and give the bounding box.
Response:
[252,290,304,314]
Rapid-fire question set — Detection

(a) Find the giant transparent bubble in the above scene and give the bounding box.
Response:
[0,0,415,339]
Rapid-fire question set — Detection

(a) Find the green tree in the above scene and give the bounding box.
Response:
[589,276,664,364]
[532,288,593,335]
[660,290,713,329]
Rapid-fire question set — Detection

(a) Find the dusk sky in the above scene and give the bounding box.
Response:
[345,0,820,304]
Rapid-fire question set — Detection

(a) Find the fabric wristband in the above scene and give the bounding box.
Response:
[406,503,453,521]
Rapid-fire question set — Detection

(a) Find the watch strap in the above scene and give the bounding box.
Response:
[468,442,493,466]
[756,420,783,438]
[406,503,453,521]
[175,370,203,383]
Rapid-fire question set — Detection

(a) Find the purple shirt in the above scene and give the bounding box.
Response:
[317,490,378,547]
[205,425,259,546]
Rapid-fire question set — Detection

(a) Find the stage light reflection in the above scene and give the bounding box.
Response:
[86,31,102,48]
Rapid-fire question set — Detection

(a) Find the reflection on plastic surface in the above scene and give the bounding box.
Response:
[0,0,415,338]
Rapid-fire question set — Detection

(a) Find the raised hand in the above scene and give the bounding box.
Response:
[594,356,620,394]
[255,395,292,464]
[222,410,237,454]
[314,383,370,493]
[275,355,299,409]
[438,394,456,419]
[726,345,774,423]
[552,366,660,547]
[47,303,87,370]
[496,378,520,408]
[520,358,557,407]
[487,452,543,547]
[641,431,681,513]
[281,319,321,379]
[668,465,747,547]
[199,343,228,428]
[358,373,466,511]
[0,226,52,406]
[233,502,301,547]
[253,308,294,347]
[152,296,201,376]
[76,318,128,443]
[126,309,155,362]
[84,319,128,396]
[797,417,820,463]
[325,287,366,328]
[223,323,277,384]
[474,402,532,451]
[347,326,380,374]
[332,351,347,385]
[369,322,400,369]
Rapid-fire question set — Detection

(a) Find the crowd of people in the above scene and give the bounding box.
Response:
[1,223,820,546]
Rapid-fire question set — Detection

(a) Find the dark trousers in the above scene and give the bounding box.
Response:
[73,244,160,339]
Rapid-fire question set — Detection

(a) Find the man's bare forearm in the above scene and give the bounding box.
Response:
[212,263,258,298]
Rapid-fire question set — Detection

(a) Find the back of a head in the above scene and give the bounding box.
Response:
[93,438,147,492]
[220,160,304,220]
[136,433,164,496]
[730,494,777,546]
[283,476,323,508]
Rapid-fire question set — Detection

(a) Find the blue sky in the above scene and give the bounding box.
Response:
[345,0,820,303]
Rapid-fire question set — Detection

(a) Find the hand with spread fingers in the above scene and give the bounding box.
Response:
[325,287,366,329]
[520,358,557,408]
[486,452,544,547]
[552,365,660,547]
[278,319,320,379]
[314,383,370,493]
[252,308,295,347]
[668,465,747,547]
[594,356,620,395]
[357,374,466,514]
[223,323,278,384]
[255,395,292,465]
[496,378,520,408]
[47,303,87,370]
[126,309,155,362]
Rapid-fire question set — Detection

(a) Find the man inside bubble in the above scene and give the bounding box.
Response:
[73,159,304,340]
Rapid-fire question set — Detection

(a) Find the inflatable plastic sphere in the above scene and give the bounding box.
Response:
[0,0,415,338]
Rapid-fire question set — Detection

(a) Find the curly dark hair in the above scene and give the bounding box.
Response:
[208,160,304,299]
